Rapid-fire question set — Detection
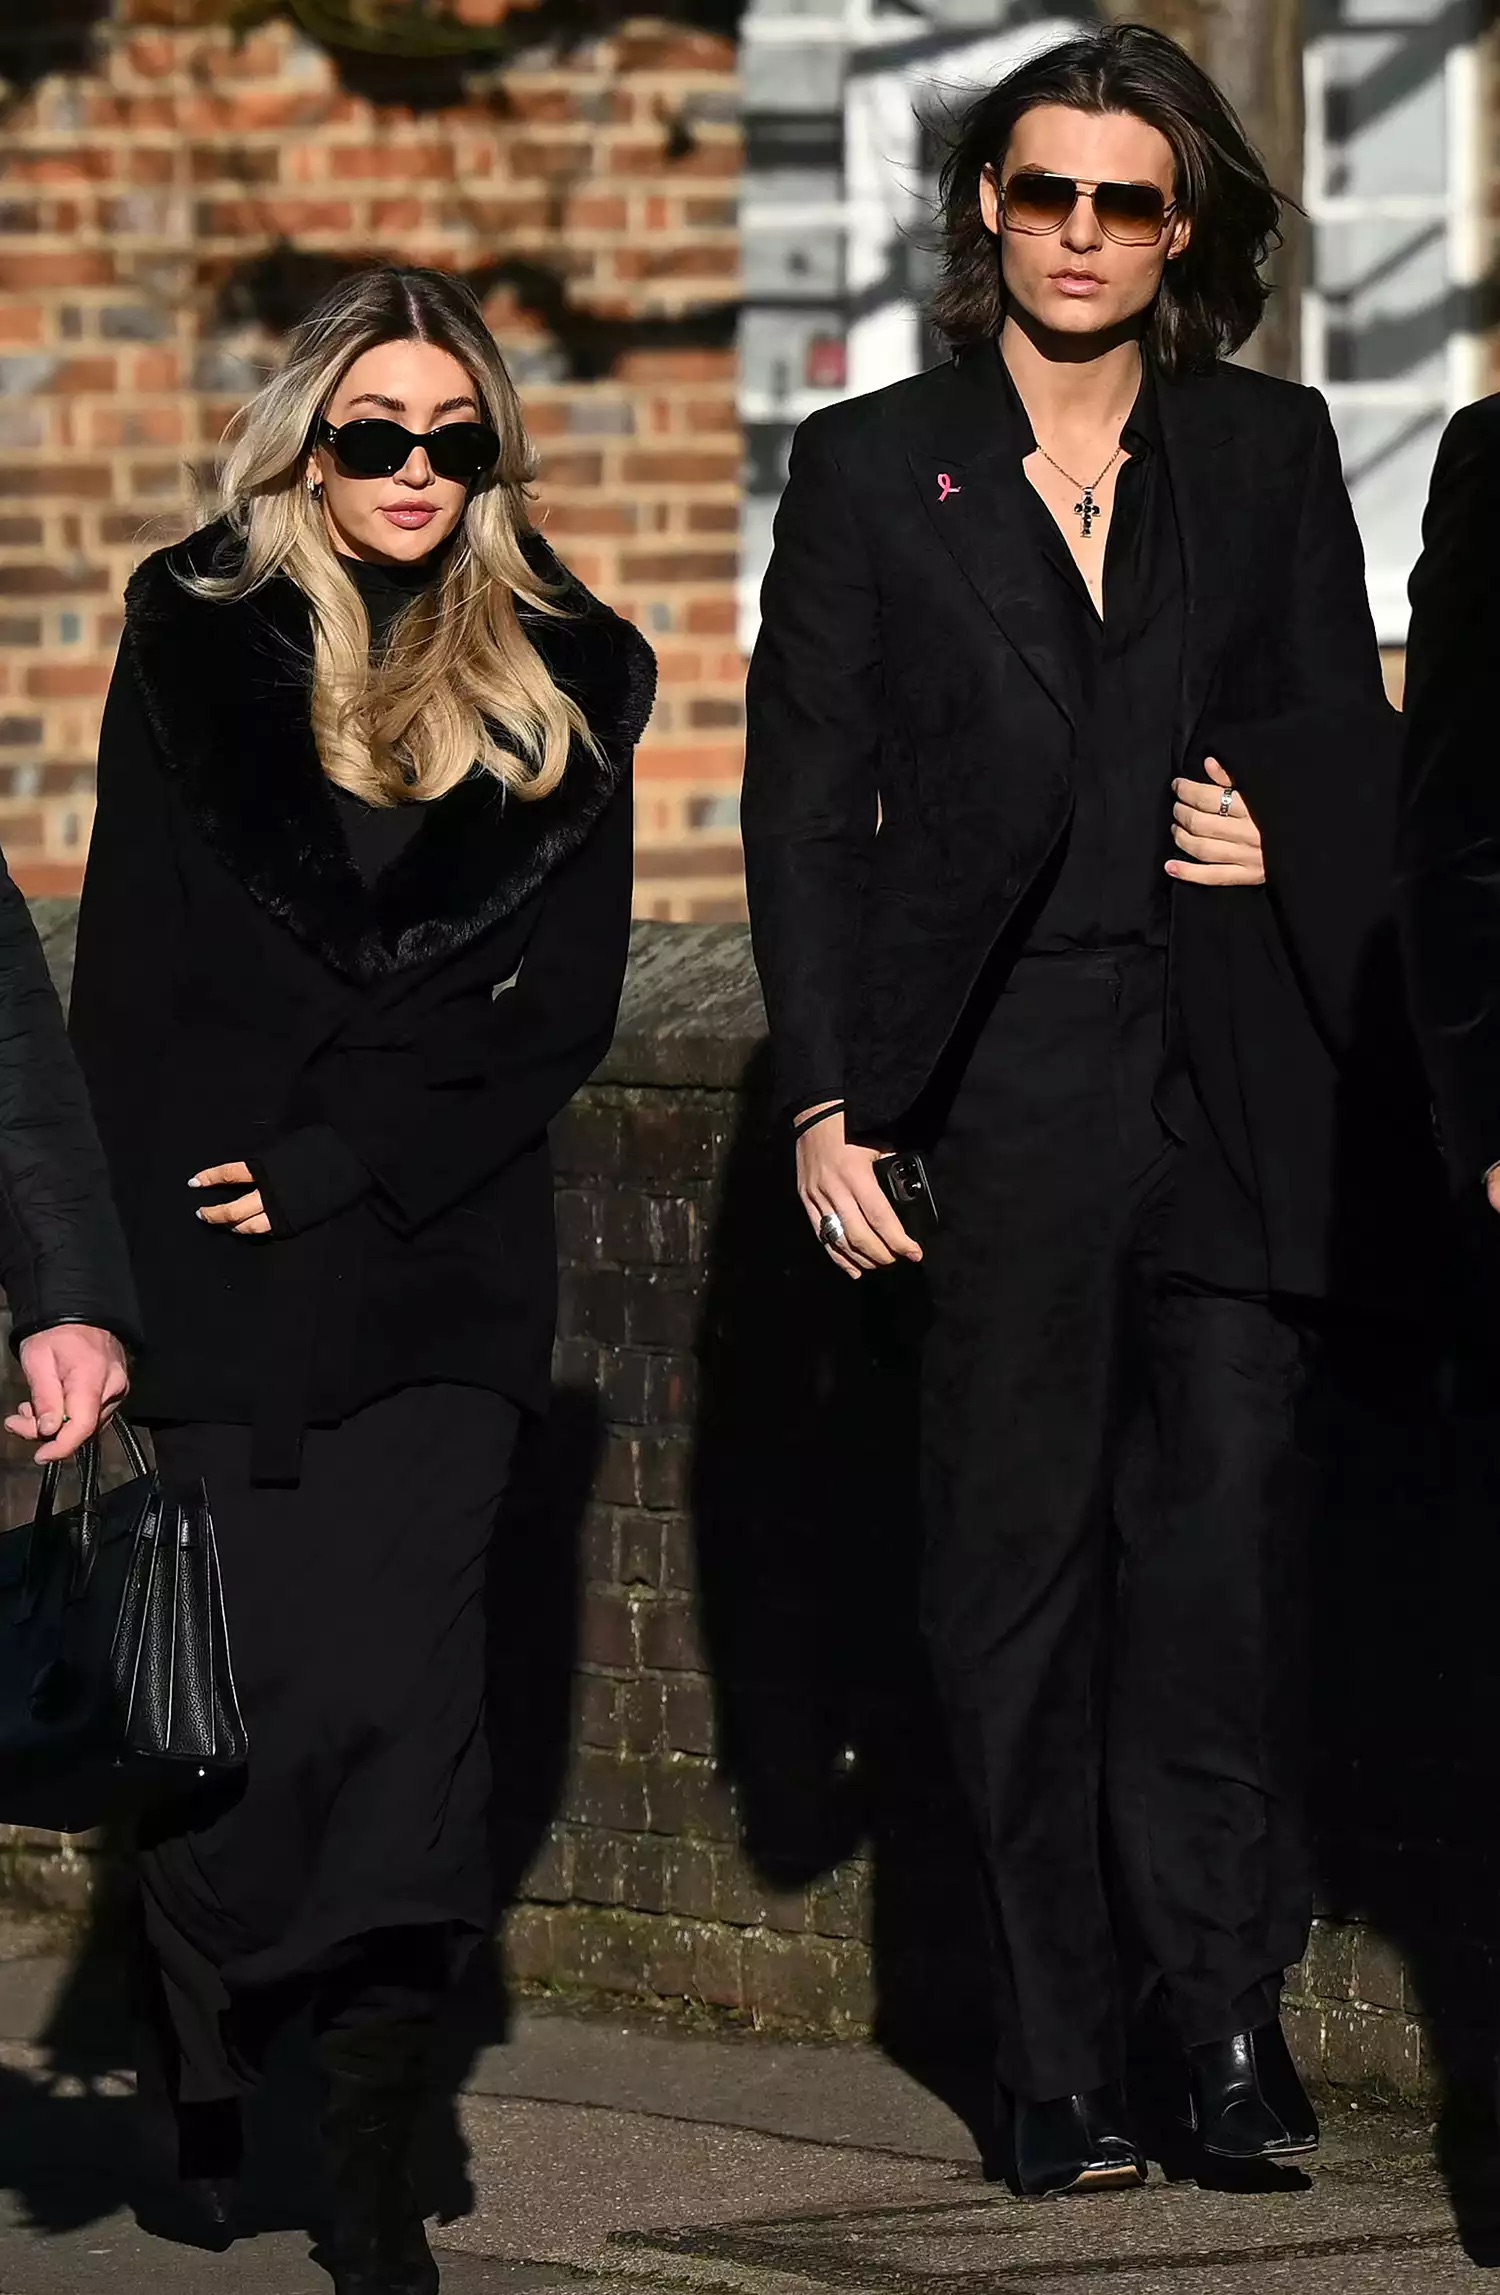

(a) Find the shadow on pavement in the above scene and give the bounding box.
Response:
[690,1048,995,2158]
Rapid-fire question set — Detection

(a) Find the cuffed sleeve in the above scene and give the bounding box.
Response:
[248,1124,372,1238]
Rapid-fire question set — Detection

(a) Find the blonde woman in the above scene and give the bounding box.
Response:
[70,267,655,2290]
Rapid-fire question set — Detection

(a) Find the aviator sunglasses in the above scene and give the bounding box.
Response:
[999,169,1177,247]
[316,416,501,484]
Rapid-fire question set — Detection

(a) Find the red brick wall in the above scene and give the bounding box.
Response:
[0,1,745,917]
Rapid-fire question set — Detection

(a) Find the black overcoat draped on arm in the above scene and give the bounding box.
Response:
[742,347,1430,1303]
[70,522,656,1476]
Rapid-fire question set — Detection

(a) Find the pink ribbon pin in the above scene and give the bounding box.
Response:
[937,472,961,501]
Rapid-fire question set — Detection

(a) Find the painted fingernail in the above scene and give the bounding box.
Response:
[187,1176,203,1188]
[195,1207,208,1221]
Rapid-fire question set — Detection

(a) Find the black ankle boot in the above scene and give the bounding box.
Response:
[1187,2020,1319,2163]
[1007,2083,1147,2198]
[319,2024,440,2295]
[134,2096,242,2251]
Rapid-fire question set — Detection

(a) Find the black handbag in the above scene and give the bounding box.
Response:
[0,1418,248,1831]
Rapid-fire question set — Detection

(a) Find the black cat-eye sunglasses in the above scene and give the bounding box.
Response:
[316,416,501,484]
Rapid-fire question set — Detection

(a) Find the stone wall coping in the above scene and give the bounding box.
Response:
[31,903,769,1095]
[602,921,766,1092]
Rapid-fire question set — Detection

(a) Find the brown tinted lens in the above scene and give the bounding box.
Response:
[1001,172,1078,233]
[1092,180,1168,243]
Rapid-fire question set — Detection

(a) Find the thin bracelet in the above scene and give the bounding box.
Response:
[793,1101,846,1142]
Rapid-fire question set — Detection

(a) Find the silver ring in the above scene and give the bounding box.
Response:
[1218,786,1235,817]
[818,1212,847,1250]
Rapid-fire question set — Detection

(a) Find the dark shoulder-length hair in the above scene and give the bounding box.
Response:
[931,21,1284,377]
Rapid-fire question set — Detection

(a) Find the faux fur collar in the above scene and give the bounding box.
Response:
[122,519,657,983]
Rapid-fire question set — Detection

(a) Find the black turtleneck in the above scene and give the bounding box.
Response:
[331,547,447,885]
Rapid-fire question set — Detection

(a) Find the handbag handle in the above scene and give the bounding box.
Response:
[27,1415,150,1608]
[34,1415,148,1526]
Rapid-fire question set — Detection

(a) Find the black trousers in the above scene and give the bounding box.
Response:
[920,949,1314,2101]
[136,1383,520,2116]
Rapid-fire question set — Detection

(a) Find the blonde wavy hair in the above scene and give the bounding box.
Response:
[186,265,590,807]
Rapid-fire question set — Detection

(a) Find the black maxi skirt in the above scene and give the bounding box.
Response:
[138,1383,521,2102]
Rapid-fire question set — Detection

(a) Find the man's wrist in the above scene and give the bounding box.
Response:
[12,1316,134,1355]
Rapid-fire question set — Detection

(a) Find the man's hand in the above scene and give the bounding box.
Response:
[796,1105,924,1281]
[9,1325,130,1463]
[190,1160,272,1238]
[1166,756,1267,887]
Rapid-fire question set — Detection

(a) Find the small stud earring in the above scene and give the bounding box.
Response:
[308,478,324,501]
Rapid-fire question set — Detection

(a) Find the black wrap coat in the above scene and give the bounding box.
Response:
[71,523,656,1474]
[742,347,1431,1303]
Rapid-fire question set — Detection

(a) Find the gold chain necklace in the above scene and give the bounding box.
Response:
[1034,442,1124,540]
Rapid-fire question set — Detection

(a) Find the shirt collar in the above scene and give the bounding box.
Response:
[991,339,1158,462]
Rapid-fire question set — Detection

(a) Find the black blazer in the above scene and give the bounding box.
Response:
[1399,394,1500,1190]
[742,348,1419,1299]
[70,522,656,1473]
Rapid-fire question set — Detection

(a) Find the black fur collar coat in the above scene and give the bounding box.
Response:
[69,521,656,1476]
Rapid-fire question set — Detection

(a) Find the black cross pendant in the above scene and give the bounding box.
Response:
[1075,486,1097,539]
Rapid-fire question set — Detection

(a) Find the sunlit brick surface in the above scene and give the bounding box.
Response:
[0,3,746,916]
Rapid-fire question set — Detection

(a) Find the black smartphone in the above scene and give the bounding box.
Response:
[873,1149,939,1246]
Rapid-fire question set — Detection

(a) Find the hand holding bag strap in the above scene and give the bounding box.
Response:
[27,1418,149,1612]
[33,1417,147,1526]
[23,1443,96,1621]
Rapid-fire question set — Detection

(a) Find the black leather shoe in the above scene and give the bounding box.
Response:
[133,2094,243,2252]
[1010,2084,1148,2198]
[1187,2021,1319,2162]
[133,2173,239,2253]
[187,2175,239,2237]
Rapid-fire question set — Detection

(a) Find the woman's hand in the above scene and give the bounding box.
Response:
[190,1161,272,1238]
[796,1105,924,1281]
[1166,756,1266,887]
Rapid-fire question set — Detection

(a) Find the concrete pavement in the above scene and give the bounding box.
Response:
[0,1952,1493,2293]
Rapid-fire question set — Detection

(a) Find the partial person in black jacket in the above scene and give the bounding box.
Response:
[1400,398,1500,1206]
[71,267,654,2290]
[0,869,137,1459]
[743,26,1416,2199]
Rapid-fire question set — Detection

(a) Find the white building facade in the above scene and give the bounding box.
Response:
[739,0,1489,648]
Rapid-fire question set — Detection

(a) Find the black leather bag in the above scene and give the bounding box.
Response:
[0,1419,248,1830]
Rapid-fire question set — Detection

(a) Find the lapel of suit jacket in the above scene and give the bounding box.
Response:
[1154,367,1238,762]
[906,348,1078,730]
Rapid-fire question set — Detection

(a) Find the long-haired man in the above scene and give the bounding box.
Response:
[743,24,1411,2195]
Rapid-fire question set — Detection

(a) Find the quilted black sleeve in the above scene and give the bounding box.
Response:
[0,853,141,1352]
